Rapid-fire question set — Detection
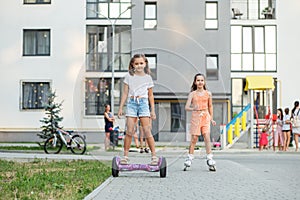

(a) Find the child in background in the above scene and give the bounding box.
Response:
[259,127,269,151]
[104,104,114,151]
[282,107,291,151]
[291,101,300,151]
[273,108,284,151]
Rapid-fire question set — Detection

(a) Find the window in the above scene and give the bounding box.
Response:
[86,25,131,72]
[23,29,50,56]
[231,0,274,20]
[144,2,157,29]
[231,25,277,71]
[205,1,218,29]
[86,0,132,19]
[206,54,218,80]
[24,0,51,4]
[22,81,50,110]
[171,103,186,132]
[145,54,157,80]
[85,78,122,115]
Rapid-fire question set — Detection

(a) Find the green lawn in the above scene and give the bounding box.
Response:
[0,159,111,200]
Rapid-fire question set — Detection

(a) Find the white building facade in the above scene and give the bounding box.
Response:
[0,0,299,142]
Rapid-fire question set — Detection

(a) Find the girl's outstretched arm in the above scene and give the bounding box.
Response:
[118,83,129,117]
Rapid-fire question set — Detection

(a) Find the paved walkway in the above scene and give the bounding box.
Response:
[1,142,300,200]
[84,144,300,200]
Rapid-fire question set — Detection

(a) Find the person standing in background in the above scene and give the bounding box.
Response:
[104,104,114,151]
[291,101,300,151]
[273,108,284,151]
[282,107,291,151]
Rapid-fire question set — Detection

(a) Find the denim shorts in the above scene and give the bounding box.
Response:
[126,98,150,117]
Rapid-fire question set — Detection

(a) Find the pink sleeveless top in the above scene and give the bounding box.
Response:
[189,90,211,135]
[191,90,209,110]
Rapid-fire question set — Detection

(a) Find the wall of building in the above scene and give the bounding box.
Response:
[0,0,232,142]
[277,0,300,109]
[132,0,231,96]
[0,1,86,131]
[131,0,231,141]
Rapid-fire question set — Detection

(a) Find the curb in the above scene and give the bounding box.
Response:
[84,176,114,200]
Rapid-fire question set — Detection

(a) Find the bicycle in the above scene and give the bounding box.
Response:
[44,128,87,155]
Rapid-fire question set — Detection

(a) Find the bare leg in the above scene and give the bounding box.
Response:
[294,134,299,151]
[203,132,216,171]
[133,132,139,148]
[283,132,287,151]
[273,133,276,151]
[140,117,155,156]
[123,117,136,157]
[123,135,132,157]
[286,131,291,151]
[139,125,144,152]
[105,132,110,150]
[183,135,198,168]
[139,129,144,149]
[140,117,158,165]
[188,135,199,154]
[203,133,212,154]
[145,136,155,156]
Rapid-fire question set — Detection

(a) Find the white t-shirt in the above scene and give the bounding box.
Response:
[123,73,154,98]
[282,114,291,131]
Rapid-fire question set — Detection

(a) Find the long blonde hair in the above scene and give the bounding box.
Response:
[128,54,151,76]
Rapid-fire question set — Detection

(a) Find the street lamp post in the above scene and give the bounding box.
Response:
[87,4,135,114]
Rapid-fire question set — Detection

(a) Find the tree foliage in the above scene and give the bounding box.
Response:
[38,90,64,139]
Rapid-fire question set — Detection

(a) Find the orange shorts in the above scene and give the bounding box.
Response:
[189,111,211,136]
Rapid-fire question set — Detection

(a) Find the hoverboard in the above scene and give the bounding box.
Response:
[112,156,167,178]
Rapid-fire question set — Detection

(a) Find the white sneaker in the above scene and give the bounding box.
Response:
[184,154,194,167]
[206,153,216,165]
[206,153,216,171]
[207,159,216,166]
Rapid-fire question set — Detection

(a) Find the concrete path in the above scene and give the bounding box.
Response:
[1,143,300,200]
[84,147,300,200]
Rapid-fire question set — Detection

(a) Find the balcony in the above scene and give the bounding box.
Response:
[231,0,276,20]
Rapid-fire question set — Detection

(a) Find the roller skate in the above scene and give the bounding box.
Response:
[206,153,216,172]
[183,154,194,171]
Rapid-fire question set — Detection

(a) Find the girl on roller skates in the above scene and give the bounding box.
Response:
[184,73,217,171]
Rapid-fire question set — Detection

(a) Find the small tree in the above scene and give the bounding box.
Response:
[38,90,64,140]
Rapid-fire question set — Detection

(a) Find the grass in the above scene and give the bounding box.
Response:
[0,146,43,151]
[0,144,100,152]
[0,144,110,199]
[0,159,111,200]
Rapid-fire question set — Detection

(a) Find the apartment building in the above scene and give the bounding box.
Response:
[0,0,299,143]
[230,0,300,117]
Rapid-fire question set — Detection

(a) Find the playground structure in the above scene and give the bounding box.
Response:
[220,76,275,149]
